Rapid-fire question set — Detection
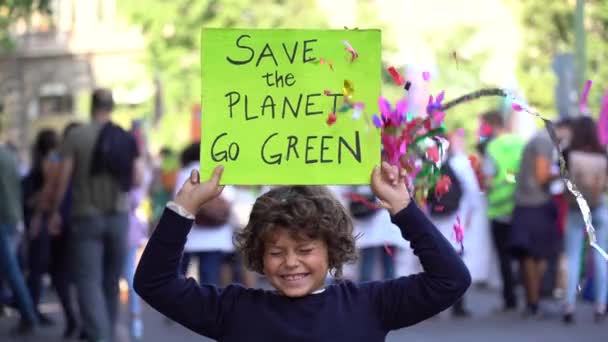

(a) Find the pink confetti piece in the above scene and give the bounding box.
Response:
[426,145,440,163]
[323,89,332,96]
[580,79,593,113]
[432,111,445,126]
[512,103,523,111]
[379,97,392,118]
[387,66,405,86]
[453,215,465,255]
[455,128,465,136]
[422,71,431,81]
[383,244,393,257]
[342,40,359,63]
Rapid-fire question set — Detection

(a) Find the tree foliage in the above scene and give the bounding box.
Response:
[513,0,608,118]
[0,0,51,50]
[117,0,328,150]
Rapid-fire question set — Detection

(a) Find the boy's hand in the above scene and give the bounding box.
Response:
[174,166,225,215]
[371,161,411,215]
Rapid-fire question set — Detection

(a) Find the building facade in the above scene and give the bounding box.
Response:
[0,0,148,153]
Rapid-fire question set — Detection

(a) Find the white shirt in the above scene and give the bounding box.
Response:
[331,186,408,249]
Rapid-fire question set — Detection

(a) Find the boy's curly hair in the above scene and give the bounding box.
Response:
[234,186,357,278]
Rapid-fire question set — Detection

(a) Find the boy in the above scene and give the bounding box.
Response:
[134,162,470,341]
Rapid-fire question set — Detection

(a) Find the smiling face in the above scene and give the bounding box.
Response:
[263,227,329,298]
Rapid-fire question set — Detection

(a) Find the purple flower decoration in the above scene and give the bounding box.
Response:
[426,91,445,115]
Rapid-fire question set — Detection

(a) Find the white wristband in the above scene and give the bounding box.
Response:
[166,201,195,220]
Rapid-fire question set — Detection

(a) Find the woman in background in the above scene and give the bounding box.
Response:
[562,117,608,324]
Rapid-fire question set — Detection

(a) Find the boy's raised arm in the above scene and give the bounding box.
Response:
[367,162,471,330]
[372,204,471,329]
[134,167,238,339]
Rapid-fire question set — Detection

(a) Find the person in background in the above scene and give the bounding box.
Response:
[26,123,81,338]
[22,129,60,326]
[428,131,481,317]
[0,142,38,335]
[509,125,560,317]
[481,110,526,312]
[46,89,143,342]
[228,185,259,287]
[150,147,177,230]
[123,173,149,339]
[562,116,608,323]
[122,125,151,340]
[174,142,235,286]
[543,118,573,300]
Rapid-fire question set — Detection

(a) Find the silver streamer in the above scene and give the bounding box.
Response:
[439,89,608,261]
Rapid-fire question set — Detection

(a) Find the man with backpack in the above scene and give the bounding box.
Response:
[428,131,481,317]
[47,88,142,342]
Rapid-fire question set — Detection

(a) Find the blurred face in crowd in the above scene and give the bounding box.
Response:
[263,227,329,298]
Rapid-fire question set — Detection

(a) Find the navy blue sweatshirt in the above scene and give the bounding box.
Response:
[134,203,471,341]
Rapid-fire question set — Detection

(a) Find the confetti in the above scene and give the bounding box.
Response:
[372,114,383,128]
[318,57,334,71]
[426,91,445,115]
[512,103,523,111]
[326,113,337,126]
[343,80,354,97]
[404,81,411,91]
[351,103,364,120]
[426,146,440,163]
[452,51,459,68]
[323,89,332,96]
[434,175,451,198]
[453,215,465,256]
[422,71,431,81]
[342,40,359,63]
[383,244,393,257]
[387,66,405,86]
[580,79,593,114]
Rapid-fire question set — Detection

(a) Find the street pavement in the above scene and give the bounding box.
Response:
[1,285,606,341]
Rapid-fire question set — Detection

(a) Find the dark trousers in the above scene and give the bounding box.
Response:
[27,224,77,326]
[359,246,396,282]
[491,220,517,308]
[180,251,225,286]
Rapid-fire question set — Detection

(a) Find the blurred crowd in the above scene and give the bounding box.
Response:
[1,88,607,341]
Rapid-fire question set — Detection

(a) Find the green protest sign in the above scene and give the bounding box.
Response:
[200,28,381,184]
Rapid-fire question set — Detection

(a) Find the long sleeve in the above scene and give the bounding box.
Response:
[365,204,471,330]
[133,207,241,339]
